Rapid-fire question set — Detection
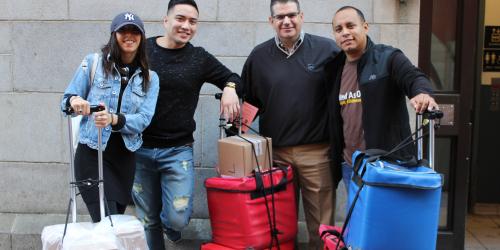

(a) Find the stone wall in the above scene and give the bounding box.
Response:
[0,0,421,216]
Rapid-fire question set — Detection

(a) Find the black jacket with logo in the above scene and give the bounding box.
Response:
[326,37,433,186]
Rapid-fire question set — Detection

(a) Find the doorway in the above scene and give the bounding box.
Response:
[470,0,500,210]
[419,0,478,249]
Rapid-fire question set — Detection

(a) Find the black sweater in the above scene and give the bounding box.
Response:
[242,34,339,146]
[142,37,241,147]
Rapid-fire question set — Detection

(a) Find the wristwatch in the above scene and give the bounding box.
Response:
[225,82,236,89]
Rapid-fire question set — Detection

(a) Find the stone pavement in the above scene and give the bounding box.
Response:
[0,212,310,250]
[465,204,500,250]
[4,205,497,249]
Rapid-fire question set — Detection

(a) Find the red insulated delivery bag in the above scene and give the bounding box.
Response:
[205,165,297,249]
[319,224,346,250]
[200,240,295,250]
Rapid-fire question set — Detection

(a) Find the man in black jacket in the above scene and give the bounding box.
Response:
[131,1,241,249]
[328,6,438,190]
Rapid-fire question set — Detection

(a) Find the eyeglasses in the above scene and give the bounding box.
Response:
[272,12,300,22]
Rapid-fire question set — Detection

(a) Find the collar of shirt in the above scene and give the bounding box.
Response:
[274,31,305,58]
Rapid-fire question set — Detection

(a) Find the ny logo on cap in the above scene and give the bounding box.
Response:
[124,13,135,21]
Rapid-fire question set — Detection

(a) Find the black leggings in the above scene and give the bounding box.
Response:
[86,201,127,222]
[74,133,135,223]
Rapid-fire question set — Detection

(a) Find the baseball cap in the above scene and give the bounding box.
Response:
[110,12,145,35]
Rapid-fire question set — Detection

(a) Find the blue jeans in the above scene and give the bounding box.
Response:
[342,162,354,216]
[342,162,353,193]
[132,146,194,250]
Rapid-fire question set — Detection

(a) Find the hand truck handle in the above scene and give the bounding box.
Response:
[417,110,443,170]
[215,93,242,138]
[66,104,107,222]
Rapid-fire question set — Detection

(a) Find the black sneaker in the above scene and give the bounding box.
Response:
[165,228,182,244]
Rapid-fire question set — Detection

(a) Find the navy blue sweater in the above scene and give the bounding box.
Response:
[242,34,339,146]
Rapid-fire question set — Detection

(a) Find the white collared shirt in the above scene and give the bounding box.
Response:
[274,31,305,58]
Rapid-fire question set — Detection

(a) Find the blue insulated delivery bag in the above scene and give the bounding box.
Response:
[344,150,443,250]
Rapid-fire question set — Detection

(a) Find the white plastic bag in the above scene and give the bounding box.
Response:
[71,116,82,150]
[104,215,149,250]
[41,222,118,250]
[41,215,148,250]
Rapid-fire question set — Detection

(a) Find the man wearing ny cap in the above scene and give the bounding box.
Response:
[130,0,241,249]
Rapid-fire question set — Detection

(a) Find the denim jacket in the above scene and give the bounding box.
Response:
[61,53,159,152]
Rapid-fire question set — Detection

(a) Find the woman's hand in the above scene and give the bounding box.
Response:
[69,96,91,116]
[93,103,113,128]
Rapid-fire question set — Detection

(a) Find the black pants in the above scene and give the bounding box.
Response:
[74,133,135,223]
[86,201,127,222]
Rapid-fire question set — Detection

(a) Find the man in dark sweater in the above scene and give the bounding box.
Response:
[242,0,339,248]
[328,6,438,191]
[131,1,241,249]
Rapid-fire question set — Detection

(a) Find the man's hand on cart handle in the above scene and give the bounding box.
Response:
[410,93,439,114]
[220,87,240,122]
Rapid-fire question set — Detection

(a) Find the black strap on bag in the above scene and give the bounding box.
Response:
[336,150,400,249]
[320,228,343,239]
[334,152,365,250]
[251,166,288,199]
[320,228,347,249]
[221,111,282,250]
[335,110,443,250]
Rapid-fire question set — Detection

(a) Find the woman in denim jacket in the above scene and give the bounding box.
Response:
[60,12,159,222]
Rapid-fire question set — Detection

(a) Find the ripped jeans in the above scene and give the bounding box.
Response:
[132,145,194,250]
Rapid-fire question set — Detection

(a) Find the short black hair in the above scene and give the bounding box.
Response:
[270,0,300,16]
[336,6,366,23]
[167,0,199,14]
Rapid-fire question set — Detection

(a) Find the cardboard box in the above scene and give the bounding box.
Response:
[218,134,273,177]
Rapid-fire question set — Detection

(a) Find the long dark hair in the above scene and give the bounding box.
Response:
[101,32,150,91]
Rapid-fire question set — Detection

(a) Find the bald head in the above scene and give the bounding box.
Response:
[332,6,369,61]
